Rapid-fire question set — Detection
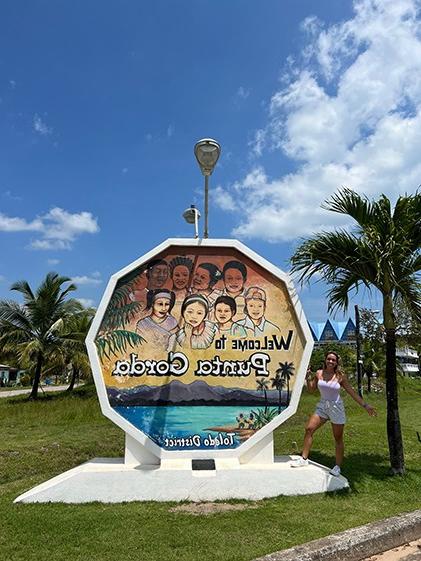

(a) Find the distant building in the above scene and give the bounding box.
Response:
[0,365,23,386]
[308,318,356,347]
[396,347,420,377]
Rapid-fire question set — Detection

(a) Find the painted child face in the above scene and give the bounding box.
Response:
[246,299,265,321]
[183,301,207,327]
[193,267,211,290]
[152,297,170,318]
[172,265,190,290]
[224,268,244,294]
[149,264,169,288]
[215,303,233,325]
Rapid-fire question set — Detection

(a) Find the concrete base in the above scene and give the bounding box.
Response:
[14,455,348,504]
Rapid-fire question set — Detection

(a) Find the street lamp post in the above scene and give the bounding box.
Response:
[355,304,363,397]
[194,138,221,239]
[182,205,201,239]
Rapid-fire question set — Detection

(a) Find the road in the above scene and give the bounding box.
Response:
[0,384,82,398]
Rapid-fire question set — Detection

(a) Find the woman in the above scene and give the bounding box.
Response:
[214,295,247,338]
[136,289,177,349]
[169,256,194,301]
[191,263,222,310]
[168,294,216,350]
[291,351,377,476]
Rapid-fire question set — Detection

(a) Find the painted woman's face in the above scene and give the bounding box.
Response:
[152,297,170,318]
[193,267,211,290]
[172,265,190,290]
[215,303,233,325]
[224,268,244,294]
[246,299,265,321]
[183,301,207,327]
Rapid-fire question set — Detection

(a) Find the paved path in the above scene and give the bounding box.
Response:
[362,539,421,561]
[0,384,81,398]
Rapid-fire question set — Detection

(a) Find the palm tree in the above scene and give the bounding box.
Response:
[256,377,270,412]
[291,189,421,475]
[0,273,82,399]
[55,309,95,391]
[270,373,286,413]
[276,361,295,405]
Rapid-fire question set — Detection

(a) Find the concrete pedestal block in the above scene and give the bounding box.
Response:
[14,455,348,504]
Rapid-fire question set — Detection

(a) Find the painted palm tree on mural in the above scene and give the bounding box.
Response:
[270,373,286,413]
[276,361,295,405]
[291,188,421,475]
[256,377,270,412]
[95,280,144,359]
[0,273,83,399]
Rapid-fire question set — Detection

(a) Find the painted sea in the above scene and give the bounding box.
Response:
[114,405,282,450]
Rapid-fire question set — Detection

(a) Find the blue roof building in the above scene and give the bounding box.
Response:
[308,318,356,346]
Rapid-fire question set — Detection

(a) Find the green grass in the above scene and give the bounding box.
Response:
[1,381,421,561]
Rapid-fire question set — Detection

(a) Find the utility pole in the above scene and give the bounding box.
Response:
[355,304,363,397]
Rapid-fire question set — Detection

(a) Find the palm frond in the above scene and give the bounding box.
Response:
[322,188,375,229]
[95,329,145,360]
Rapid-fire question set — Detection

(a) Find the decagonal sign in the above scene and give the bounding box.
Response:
[87,239,313,457]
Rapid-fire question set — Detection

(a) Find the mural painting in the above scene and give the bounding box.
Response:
[95,245,306,451]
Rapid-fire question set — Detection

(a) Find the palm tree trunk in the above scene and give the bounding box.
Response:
[30,351,43,400]
[67,366,78,392]
[384,295,405,475]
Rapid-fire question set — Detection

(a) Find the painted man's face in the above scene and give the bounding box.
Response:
[152,297,171,318]
[149,264,168,288]
[215,303,233,325]
[224,268,244,294]
[193,267,211,290]
[246,299,265,321]
[172,265,190,290]
[183,301,206,327]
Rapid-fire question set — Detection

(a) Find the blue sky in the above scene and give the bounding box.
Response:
[1,0,419,320]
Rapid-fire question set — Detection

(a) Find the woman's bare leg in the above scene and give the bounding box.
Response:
[302,414,326,459]
[331,423,345,466]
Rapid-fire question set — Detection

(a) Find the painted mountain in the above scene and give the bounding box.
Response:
[107,380,287,407]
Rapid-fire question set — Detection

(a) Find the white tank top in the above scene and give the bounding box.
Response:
[318,375,341,402]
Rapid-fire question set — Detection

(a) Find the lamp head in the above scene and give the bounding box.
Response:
[183,205,201,224]
[194,138,221,176]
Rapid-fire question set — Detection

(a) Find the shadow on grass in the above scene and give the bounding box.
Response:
[310,449,421,493]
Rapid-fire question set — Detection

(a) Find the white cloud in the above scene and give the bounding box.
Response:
[0,207,99,250]
[216,0,421,241]
[0,275,6,282]
[167,124,175,138]
[122,167,128,174]
[0,213,43,232]
[237,86,250,100]
[71,273,102,286]
[33,114,53,136]
[76,298,95,308]
[47,258,60,265]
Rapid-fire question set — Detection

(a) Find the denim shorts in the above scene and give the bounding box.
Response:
[315,398,346,425]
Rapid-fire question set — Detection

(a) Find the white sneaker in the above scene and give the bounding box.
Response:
[290,456,309,468]
[329,465,341,477]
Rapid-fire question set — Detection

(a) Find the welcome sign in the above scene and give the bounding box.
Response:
[88,239,313,456]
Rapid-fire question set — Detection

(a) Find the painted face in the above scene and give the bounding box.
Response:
[149,264,168,288]
[224,268,244,294]
[215,303,233,325]
[246,299,265,321]
[325,354,338,368]
[172,265,190,290]
[152,297,170,318]
[193,267,211,290]
[183,301,207,327]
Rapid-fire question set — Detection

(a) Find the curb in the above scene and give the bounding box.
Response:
[253,509,421,561]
